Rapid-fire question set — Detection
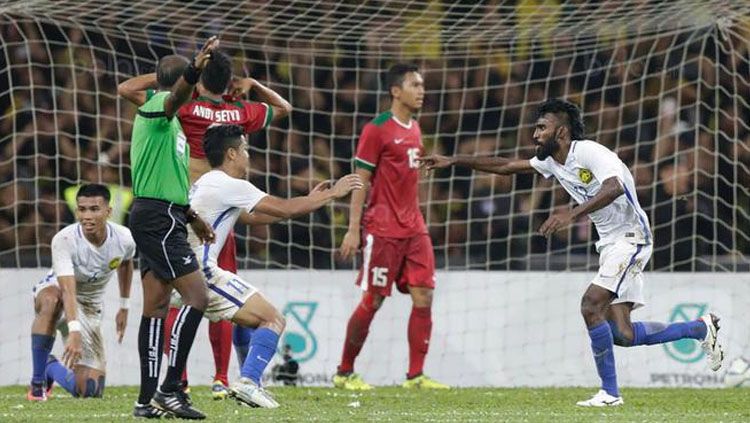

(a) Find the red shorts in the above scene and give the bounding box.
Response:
[355,232,435,296]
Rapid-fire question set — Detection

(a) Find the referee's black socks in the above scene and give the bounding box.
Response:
[160,305,204,392]
[137,316,164,405]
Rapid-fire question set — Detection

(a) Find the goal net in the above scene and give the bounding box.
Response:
[1,0,748,272]
[1,0,749,387]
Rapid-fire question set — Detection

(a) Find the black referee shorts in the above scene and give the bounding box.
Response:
[129,197,199,282]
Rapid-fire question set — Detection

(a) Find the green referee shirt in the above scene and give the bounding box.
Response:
[130,91,190,205]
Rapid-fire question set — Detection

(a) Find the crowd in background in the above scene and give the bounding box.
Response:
[1,1,749,271]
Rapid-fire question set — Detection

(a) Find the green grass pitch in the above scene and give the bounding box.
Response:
[1,386,747,422]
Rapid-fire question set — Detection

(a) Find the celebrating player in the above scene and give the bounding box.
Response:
[334,63,448,390]
[119,48,291,399]
[419,98,724,406]
[124,37,218,419]
[28,184,134,400]
[189,124,362,407]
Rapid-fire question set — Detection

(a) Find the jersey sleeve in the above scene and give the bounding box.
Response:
[574,141,622,183]
[529,157,554,179]
[123,230,137,261]
[241,101,272,133]
[222,177,269,213]
[50,231,75,277]
[138,91,171,127]
[354,123,382,172]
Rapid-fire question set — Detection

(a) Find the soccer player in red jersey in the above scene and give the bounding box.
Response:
[333,64,448,390]
[118,50,291,398]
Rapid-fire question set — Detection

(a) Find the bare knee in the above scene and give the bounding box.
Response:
[182,292,208,311]
[363,292,384,311]
[143,294,171,318]
[268,309,286,333]
[175,283,208,311]
[36,293,62,320]
[410,288,433,308]
[609,322,634,347]
[580,293,607,327]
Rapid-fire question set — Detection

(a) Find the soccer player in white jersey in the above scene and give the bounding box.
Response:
[420,99,723,407]
[28,184,135,400]
[187,124,362,407]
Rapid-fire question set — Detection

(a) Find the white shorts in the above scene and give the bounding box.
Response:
[203,268,257,322]
[33,275,107,372]
[591,239,652,309]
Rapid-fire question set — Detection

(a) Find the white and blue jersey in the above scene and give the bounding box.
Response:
[530,140,653,307]
[34,222,136,306]
[188,170,267,275]
[529,140,652,249]
[185,170,267,321]
[32,222,135,371]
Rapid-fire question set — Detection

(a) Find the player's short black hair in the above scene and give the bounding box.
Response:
[535,99,585,140]
[76,184,111,203]
[385,63,420,97]
[201,49,232,95]
[203,124,245,168]
[156,55,189,88]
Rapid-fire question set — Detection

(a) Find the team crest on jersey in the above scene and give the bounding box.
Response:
[578,168,593,184]
[108,257,122,270]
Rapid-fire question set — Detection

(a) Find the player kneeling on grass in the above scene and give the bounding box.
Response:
[28,184,134,400]
[188,124,362,407]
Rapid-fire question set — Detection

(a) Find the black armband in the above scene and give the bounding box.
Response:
[183,62,201,85]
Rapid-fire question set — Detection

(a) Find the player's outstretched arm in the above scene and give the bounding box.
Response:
[57,275,83,368]
[239,179,338,226]
[339,167,371,260]
[418,154,535,175]
[241,174,363,224]
[117,73,157,106]
[539,176,624,237]
[115,259,133,344]
[229,77,293,121]
[163,36,220,119]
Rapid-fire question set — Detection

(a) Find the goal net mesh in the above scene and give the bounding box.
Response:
[1,0,749,273]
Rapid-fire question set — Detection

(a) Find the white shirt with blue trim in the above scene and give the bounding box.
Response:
[529,140,652,248]
[188,170,267,272]
[48,222,135,305]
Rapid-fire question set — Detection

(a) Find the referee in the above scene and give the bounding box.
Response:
[127,37,218,420]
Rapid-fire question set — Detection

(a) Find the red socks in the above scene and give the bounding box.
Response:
[338,295,378,374]
[211,230,237,386]
[407,306,432,379]
[208,320,232,386]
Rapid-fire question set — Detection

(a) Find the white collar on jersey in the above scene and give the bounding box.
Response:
[390,115,413,129]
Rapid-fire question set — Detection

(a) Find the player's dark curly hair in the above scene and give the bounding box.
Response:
[77,184,111,203]
[535,99,585,140]
[385,63,420,97]
[201,49,232,95]
[203,124,245,168]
